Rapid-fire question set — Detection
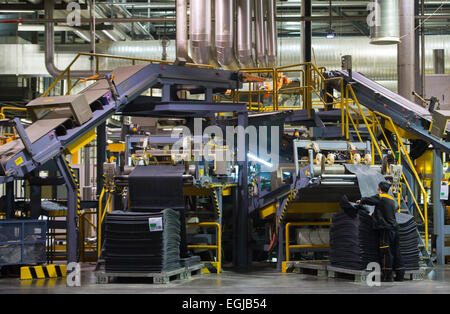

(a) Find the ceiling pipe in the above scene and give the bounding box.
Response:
[237,0,255,68]
[215,0,240,69]
[175,0,192,62]
[398,0,416,102]
[369,0,400,45]
[266,0,277,67]
[255,0,267,67]
[44,0,94,78]
[189,0,212,65]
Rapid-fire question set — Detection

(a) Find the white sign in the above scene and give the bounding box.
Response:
[440,182,449,200]
[149,217,163,232]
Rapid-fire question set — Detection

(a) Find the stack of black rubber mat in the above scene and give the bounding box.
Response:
[330,208,379,270]
[330,199,421,271]
[396,213,420,270]
[104,209,181,273]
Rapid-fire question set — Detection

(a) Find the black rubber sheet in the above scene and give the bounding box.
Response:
[104,209,181,273]
[344,164,387,198]
[330,201,420,271]
[129,165,185,211]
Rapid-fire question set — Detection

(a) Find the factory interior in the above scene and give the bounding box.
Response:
[0,0,449,296]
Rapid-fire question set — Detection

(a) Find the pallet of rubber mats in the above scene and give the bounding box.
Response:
[330,196,379,270]
[103,209,181,273]
[395,213,420,271]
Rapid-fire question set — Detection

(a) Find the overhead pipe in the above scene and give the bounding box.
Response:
[189,0,212,65]
[215,0,239,69]
[255,0,267,67]
[44,0,94,78]
[237,0,255,68]
[175,0,192,62]
[398,0,416,101]
[266,0,277,67]
[369,0,400,45]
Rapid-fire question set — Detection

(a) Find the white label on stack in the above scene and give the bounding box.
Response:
[148,217,163,232]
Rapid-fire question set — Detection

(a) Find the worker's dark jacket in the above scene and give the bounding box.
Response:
[360,193,399,230]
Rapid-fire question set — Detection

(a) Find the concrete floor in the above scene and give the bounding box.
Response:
[1,263,450,294]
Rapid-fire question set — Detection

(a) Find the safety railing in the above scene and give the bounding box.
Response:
[342,84,429,252]
[97,185,114,257]
[0,107,28,145]
[42,52,214,98]
[187,222,221,274]
[237,63,345,135]
[372,111,429,251]
[285,221,332,263]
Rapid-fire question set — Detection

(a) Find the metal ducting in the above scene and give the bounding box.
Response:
[215,0,239,69]
[369,0,400,45]
[176,0,191,62]
[237,0,254,68]
[44,0,94,78]
[266,0,277,67]
[255,0,267,67]
[397,0,415,101]
[189,0,212,65]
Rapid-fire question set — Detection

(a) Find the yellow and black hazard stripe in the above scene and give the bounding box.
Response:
[65,157,81,212]
[212,189,221,218]
[278,190,294,225]
[20,264,67,280]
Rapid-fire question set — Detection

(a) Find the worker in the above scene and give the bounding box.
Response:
[356,181,405,282]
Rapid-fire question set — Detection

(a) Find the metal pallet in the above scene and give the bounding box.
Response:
[294,261,329,277]
[327,265,426,282]
[95,263,204,284]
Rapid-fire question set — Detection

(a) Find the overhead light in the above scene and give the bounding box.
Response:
[326,28,336,39]
[247,153,273,168]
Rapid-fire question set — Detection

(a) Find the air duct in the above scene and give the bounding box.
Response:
[237,0,254,68]
[175,0,192,62]
[44,0,94,78]
[398,0,415,101]
[266,0,277,67]
[189,0,212,65]
[369,0,400,45]
[255,0,267,67]
[215,0,239,69]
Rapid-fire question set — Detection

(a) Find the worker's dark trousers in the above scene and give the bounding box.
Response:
[378,229,405,281]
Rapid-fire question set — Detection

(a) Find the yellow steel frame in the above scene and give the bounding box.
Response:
[187,222,222,274]
[236,63,345,134]
[0,107,28,145]
[341,85,429,251]
[285,221,332,264]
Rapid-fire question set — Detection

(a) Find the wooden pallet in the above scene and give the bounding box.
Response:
[294,261,329,277]
[327,265,426,283]
[95,263,204,284]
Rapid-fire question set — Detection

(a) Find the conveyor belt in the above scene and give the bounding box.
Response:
[0,64,148,176]
[326,70,450,152]
[0,63,242,180]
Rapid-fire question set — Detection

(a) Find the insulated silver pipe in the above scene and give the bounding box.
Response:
[255,0,267,67]
[370,0,400,45]
[434,49,445,74]
[398,0,416,101]
[237,0,254,68]
[176,0,191,62]
[44,0,94,78]
[266,0,277,67]
[189,0,212,65]
[215,0,239,69]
